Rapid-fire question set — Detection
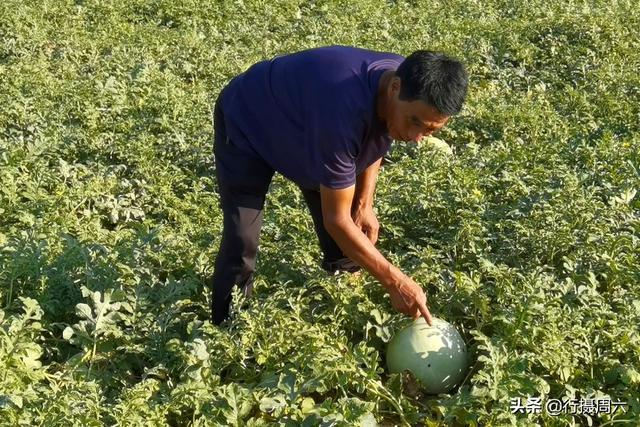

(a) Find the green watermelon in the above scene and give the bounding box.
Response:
[424,136,453,155]
[386,317,468,394]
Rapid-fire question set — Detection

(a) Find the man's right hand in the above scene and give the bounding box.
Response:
[386,275,434,326]
[319,184,435,326]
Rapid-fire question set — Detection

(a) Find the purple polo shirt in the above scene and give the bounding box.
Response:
[219,45,404,190]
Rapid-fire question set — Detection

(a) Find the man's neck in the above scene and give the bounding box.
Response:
[376,70,394,123]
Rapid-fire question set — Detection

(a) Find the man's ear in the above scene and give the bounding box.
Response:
[390,76,401,96]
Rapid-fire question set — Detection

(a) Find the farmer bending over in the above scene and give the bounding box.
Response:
[211,45,468,325]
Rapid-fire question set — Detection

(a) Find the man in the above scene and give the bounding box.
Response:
[211,45,468,326]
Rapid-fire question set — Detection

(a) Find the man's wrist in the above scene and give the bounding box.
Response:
[352,196,373,211]
[380,264,405,291]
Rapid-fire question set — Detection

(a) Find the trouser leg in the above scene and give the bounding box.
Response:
[299,187,361,273]
[211,189,266,324]
[211,95,274,324]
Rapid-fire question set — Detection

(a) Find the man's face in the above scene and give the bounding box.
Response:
[385,77,450,143]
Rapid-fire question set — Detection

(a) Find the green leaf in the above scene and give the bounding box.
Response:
[192,338,209,361]
[76,303,93,320]
[218,384,253,426]
[63,326,74,340]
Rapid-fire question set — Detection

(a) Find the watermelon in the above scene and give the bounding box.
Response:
[424,136,453,155]
[386,317,468,394]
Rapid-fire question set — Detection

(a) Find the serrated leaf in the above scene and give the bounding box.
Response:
[259,395,286,413]
[76,303,93,320]
[20,347,42,369]
[80,286,92,298]
[218,384,252,426]
[301,396,315,414]
[359,412,378,427]
[10,395,23,409]
[192,339,209,361]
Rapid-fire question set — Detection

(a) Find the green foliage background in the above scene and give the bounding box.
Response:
[0,0,639,425]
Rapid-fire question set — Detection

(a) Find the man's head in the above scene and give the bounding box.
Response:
[381,51,468,142]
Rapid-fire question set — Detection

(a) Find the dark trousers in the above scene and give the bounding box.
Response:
[211,99,360,324]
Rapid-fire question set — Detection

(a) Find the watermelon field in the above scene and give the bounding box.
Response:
[1,0,639,425]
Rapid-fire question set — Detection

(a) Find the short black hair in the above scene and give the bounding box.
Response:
[395,51,468,116]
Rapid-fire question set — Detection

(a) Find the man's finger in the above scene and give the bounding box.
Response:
[418,303,434,326]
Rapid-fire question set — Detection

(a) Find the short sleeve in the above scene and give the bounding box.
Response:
[306,84,368,189]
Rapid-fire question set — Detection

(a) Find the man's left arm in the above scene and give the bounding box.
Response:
[352,157,382,244]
